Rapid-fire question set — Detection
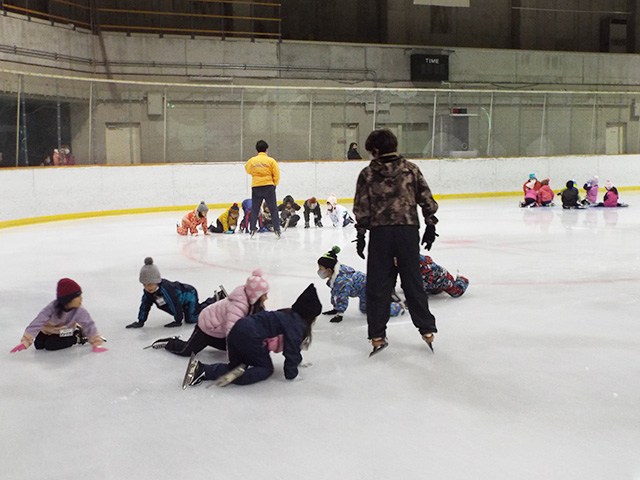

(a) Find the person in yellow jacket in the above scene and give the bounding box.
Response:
[208,203,240,233]
[245,140,281,238]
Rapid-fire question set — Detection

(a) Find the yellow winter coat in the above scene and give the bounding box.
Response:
[245,152,280,187]
[218,209,239,232]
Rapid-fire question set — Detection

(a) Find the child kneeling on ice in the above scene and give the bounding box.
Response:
[318,246,403,323]
[183,283,322,387]
[10,278,106,353]
[560,180,581,209]
[149,269,269,356]
[126,257,204,329]
[208,203,240,233]
[596,180,626,207]
[177,201,210,236]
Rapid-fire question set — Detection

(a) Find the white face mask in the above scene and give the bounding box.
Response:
[317,268,331,279]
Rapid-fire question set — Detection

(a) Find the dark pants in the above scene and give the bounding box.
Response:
[208,219,225,233]
[202,319,274,386]
[281,213,300,227]
[249,185,279,233]
[165,325,226,357]
[34,331,78,351]
[366,226,437,339]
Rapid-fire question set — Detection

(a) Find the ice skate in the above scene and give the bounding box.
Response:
[304,221,310,229]
[390,289,402,304]
[217,285,228,301]
[144,335,180,350]
[182,353,206,389]
[74,327,88,345]
[399,301,407,315]
[164,320,182,328]
[275,229,281,239]
[250,229,257,238]
[422,332,435,353]
[369,337,388,357]
[214,364,247,387]
[316,220,323,228]
[283,218,291,231]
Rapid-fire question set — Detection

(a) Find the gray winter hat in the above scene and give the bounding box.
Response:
[139,257,162,284]
[196,201,209,216]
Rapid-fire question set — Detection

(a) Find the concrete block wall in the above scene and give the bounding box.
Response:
[3,14,640,88]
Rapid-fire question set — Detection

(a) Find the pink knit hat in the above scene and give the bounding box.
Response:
[245,269,270,305]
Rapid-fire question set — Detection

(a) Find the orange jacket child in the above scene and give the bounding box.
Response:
[177,202,210,236]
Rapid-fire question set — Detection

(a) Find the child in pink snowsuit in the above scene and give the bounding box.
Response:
[537,179,555,206]
[521,179,538,207]
[583,176,599,204]
[602,180,622,207]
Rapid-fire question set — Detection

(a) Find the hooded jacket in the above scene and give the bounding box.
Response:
[278,195,301,219]
[197,285,251,338]
[217,208,239,231]
[353,153,438,229]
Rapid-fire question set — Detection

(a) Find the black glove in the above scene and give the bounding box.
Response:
[422,224,438,251]
[329,315,343,323]
[126,321,144,329]
[352,229,366,259]
[323,309,338,315]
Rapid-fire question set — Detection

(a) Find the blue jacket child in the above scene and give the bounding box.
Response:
[126,257,201,329]
[182,283,323,387]
[316,246,403,323]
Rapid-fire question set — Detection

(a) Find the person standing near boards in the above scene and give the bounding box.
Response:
[245,140,281,238]
[347,142,362,159]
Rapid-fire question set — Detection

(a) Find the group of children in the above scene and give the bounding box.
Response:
[521,173,627,209]
[11,243,468,388]
[176,194,354,237]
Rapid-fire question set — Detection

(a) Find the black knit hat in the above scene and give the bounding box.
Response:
[291,284,322,321]
[317,246,340,269]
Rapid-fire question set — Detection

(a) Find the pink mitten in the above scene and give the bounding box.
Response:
[92,346,108,353]
[10,344,26,353]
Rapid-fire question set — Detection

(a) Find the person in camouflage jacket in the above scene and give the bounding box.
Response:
[352,128,439,355]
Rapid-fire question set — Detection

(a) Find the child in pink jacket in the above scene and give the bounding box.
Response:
[583,176,599,204]
[520,179,538,207]
[537,179,555,206]
[148,269,270,356]
[600,180,623,207]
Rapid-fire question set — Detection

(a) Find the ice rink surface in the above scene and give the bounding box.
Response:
[1,196,640,480]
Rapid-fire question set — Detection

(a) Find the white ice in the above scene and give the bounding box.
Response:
[1,197,640,480]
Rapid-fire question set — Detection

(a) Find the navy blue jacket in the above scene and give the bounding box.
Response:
[232,309,308,380]
[137,279,199,324]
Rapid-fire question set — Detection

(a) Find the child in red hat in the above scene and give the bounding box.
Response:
[10,278,106,353]
[208,203,241,233]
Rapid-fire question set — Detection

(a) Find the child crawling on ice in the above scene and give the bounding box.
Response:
[317,246,403,323]
[182,283,322,387]
[147,269,270,356]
